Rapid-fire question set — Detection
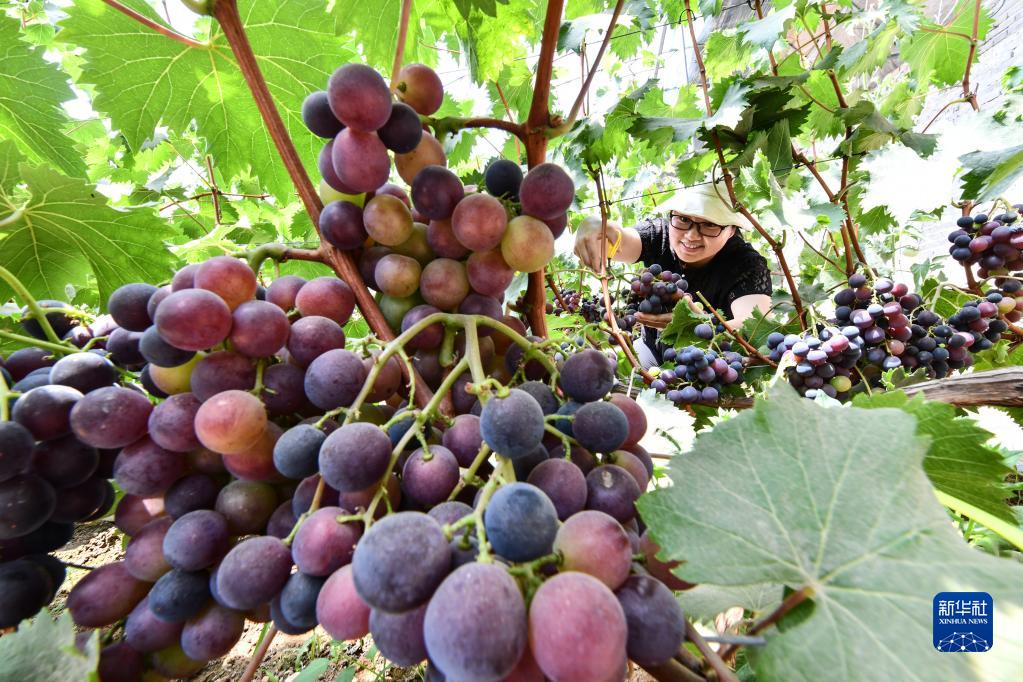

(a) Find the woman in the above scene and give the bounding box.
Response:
[574,184,772,368]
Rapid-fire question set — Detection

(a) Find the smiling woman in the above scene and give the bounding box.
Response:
[574,183,773,367]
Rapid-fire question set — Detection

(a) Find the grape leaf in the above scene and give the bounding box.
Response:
[332,0,431,71]
[630,81,750,141]
[638,385,1023,682]
[0,613,99,680]
[60,0,353,203]
[901,0,992,86]
[0,141,179,307]
[736,5,796,51]
[0,15,84,177]
[958,144,1023,202]
[658,297,710,349]
[852,391,1015,524]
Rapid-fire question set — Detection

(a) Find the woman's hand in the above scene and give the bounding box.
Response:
[573,217,621,272]
[633,312,672,329]
[634,295,704,330]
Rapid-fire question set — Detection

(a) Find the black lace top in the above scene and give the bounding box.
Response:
[635,217,772,363]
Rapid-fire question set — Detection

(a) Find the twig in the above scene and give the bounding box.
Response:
[563,0,625,130]
[428,115,525,139]
[591,164,653,381]
[520,0,566,339]
[693,292,776,367]
[545,273,568,311]
[0,265,65,346]
[101,0,205,48]
[718,586,812,661]
[389,0,414,90]
[962,0,982,110]
[205,155,222,225]
[240,625,277,682]
[920,97,970,133]
[797,231,845,275]
[494,82,522,162]
[686,621,739,682]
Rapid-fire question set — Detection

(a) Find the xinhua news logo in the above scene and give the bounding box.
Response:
[933,592,993,652]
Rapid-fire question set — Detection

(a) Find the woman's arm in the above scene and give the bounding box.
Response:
[573,217,643,270]
[632,293,771,330]
[723,294,772,330]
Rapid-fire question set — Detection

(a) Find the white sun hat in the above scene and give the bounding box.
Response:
[658,182,753,230]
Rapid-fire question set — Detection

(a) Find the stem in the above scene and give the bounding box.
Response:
[591,163,651,380]
[797,231,845,276]
[962,0,982,110]
[0,206,24,229]
[520,0,566,340]
[920,97,970,133]
[463,320,488,385]
[448,443,491,501]
[562,0,625,130]
[0,265,65,345]
[240,625,277,682]
[717,586,813,662]
[494,82,523,163]
[389,0,414,90]
[210,0,429,406]
[363,356,470,523]
[0,374,10,421]
[546,273,568,311]
[101,0,206,48]
[935,489,1023,551]
[0,330,75,356]
[685,621,739,682]
[473,316,559,376]
[427,115,525,140]
[693,292,776,367]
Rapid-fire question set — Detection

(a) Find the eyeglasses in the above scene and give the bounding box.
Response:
[669,213,725,237]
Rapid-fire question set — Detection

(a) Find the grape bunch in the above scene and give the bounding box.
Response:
[303,61,573,342]
[1,242,683,681]
[770,273,1012,400]
[650,346,747,404]
[947,206,1023,277]
[547,289,637,333]
[992,278,1023,323]
[627,264,688,315]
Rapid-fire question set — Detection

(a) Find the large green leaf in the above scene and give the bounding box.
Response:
[60,0,353,203]
[639,386,1023,682]
[0,15,84,177]
[901,0,992,86]
[852,391,1014,524]
[0,613,99,680]
[958,144,1023,202]
[332,0,433,71]
[630,81,750,141]
[0,141,179,307]
[736,5,796,51]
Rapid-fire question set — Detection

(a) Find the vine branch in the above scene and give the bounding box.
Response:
[209,0,432,408]
[102,0,206,48]
[389,0,414,90]
[562,0,626,131]
[962,0,983,111]
[520,0,567,338]
[718,586,813,661]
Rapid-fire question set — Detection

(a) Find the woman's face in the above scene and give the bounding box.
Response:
[668,212,736,265]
